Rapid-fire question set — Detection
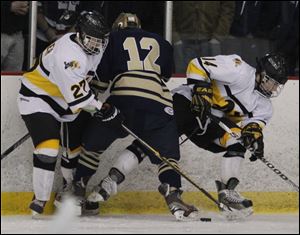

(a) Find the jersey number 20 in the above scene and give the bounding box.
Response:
[123,37,161,74]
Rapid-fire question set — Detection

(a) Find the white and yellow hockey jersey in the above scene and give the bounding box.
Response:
[18,33,105,122]
[173,55,273,128]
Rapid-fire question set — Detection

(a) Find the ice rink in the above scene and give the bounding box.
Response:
[1,213,299,234]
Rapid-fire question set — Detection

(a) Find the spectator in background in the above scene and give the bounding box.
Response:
[231,1,299,75]
[252,1,282,39]
[1,1,29,71]
[271,1,299,76]
[101,1,165,36]
[36,1,103,56]
[230,2,283,40]
[230,1,261,38]
[173,1,235,73]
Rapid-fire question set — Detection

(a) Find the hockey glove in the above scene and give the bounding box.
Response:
[191,81,213,121]
[239,123,264,161]
[94,103,124,128]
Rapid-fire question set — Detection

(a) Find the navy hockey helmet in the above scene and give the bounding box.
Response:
[255,53,288,98]
[75,11,110,55]
[112,12,141,31]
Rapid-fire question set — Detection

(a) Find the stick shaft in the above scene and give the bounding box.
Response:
[1,133,30,160]
[121,124,225,208]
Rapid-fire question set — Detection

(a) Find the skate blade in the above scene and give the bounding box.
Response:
[31,211,50,220]
[173,211,211,222]
[54,199,62,209]
[222,207,253,221]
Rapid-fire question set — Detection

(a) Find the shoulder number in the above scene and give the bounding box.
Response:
[123,37,161,74]
[201,58,217,67]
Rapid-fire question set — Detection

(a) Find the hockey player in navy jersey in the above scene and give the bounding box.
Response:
[17,11,110,216]
[73,13,198,220]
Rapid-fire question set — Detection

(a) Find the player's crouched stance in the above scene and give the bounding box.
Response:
[172,53,288,220]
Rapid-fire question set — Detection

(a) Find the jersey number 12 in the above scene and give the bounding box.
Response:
[123,37,161,74]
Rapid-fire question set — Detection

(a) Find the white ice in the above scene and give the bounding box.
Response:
[1,213,299,234]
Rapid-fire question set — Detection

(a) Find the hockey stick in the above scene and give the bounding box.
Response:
[208,114,299,192]
[1,133,30,160]
[179,126,200,146]
[179,117,210,146]
[121,123,233,212]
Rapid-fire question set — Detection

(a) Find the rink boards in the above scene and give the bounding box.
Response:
[1,75,299,215]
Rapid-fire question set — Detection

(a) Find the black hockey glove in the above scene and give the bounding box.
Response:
[94,103,124,128]
[191,81,213,121]
[239,123,264,161]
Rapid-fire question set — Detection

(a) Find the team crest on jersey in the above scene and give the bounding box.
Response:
[64,60,80,70]
[164,107,174,116]
[234,58,242,67]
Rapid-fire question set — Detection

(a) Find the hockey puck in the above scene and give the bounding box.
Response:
[200,217,212,222]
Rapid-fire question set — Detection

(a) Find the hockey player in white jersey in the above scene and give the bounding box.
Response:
[87,53,288,219]
[17,10,112,216]
[170,53,288,218]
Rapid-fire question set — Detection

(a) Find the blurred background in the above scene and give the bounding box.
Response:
[1,1,299,76]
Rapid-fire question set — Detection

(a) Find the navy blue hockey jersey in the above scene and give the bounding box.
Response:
[96,28,174,113]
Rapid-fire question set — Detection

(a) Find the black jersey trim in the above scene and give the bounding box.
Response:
[224,85,253,118]
[20,84,73,116]
[39,55,50,76]
[197,58,211,78]
[68,91,93,107]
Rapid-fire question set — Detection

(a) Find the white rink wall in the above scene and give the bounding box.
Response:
[1,75,299,192]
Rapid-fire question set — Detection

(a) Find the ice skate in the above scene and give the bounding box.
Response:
[216,177,253,220]
[158,183,199,221]
[54,178,73,209]
[82,175,119,216]
[72,177,99,216]
[87,175,118,203]
[29,196,46,219]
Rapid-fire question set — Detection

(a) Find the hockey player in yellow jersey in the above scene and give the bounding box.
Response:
[17,10,111,216]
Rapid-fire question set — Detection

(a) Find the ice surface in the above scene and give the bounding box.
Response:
[1,213,299,234]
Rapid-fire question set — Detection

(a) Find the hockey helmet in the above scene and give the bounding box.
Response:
[75,11,110,55]
[112,12,141,31]
[255,53,288,98]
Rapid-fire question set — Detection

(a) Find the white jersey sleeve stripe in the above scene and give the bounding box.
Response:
[224,85,253,118]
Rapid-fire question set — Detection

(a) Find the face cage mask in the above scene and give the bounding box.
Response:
[78,33,109,55]
[256,73,284,98]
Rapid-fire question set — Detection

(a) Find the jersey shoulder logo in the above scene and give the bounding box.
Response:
[234,58,242,67]
[64,60,80,70]
[164,106,174,116]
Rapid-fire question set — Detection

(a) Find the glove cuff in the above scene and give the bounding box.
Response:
[193,81,212,93]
